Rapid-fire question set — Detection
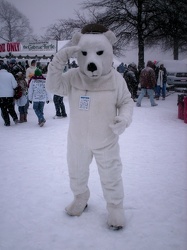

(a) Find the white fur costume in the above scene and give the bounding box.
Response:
[46,25,134,229]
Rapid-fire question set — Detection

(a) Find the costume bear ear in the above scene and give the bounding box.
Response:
[104,30,117,45]
[72,32,82,45]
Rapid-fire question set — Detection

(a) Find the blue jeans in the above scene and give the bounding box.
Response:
[33,102,45,123]
[18,100,29,115]
[137,88,156,106]
[155,83,166,98]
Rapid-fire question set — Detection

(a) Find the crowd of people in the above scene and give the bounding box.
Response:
[0,58,68,127]
[117,60,168,105]
[0,57,167,127]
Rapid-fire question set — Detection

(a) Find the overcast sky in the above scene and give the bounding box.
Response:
[7,0,83,35]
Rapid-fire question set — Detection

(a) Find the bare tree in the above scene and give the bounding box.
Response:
[43,12,95,42]
[79,0,158,68]
[0,0,33,42]
[42,0,187,66]
[44,20,74,41]
[80,0,187,66]
[149,0,187,60]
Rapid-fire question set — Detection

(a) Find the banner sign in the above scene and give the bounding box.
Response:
[0,42,21,52]
[0,41,56,53]
[22,41,56,52]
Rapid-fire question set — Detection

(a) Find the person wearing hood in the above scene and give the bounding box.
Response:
[123,63,138,101]
[136,61,158,107]
[26,60,37,84]
[15,72,29,123]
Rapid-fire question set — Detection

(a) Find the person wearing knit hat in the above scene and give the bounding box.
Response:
[34,68,42,76]
[28,68,43,87]
[28,68,51,127]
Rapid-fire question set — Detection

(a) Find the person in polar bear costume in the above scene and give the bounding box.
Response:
[46,24,134,230]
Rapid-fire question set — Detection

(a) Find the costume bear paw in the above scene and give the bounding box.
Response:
[65,190,90,216]
[107,202,125,230]
[109,116,128,136]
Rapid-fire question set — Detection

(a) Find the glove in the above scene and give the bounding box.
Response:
[109,116,127,136]
[46,101,49,104]
[51,46,80,70]
[29,100,32,104]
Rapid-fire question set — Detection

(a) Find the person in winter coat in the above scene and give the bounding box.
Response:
[26,60,37,85]
[8,59,25,78]
[117,62,126,75]
[155,64,167,100]
[0,63,19,126]
[136,61,158,107]
[123,63,138,101]
[15,72,29,123]
[28,68,50,127]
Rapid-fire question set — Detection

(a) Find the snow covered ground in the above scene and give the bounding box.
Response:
[0,92,187,250]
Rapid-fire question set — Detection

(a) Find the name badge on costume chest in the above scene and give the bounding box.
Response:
[79,96,90,110]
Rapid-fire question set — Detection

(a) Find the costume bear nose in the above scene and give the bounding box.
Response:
[87,63,97,72]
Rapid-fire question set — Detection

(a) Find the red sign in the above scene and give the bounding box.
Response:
[0,43,6,52]
[0,42,21,52]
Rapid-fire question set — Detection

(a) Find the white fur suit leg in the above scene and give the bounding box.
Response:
[93,141,125,228]
[65,136,93,216]
[66,135,125,228]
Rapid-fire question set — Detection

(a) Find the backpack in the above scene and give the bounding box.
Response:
[14,85,23,99]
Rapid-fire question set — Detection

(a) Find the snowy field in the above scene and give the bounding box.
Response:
[0,92,187,250]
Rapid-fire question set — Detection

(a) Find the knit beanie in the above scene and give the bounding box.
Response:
[34,68,42,76]
[81,23,108,34]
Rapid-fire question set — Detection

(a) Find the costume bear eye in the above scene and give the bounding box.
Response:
[82,51,87,56]
[97,51,104,55]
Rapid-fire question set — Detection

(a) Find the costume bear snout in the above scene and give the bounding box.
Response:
[87,62,97,73]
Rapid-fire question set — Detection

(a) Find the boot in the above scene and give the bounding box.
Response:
[65,189,90,216]
[19,114,25,123]
[24,114,27,122]
[107,202,125,230]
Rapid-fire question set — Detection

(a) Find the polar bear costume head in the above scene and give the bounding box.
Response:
[72,24,117,79]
